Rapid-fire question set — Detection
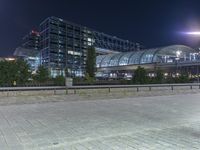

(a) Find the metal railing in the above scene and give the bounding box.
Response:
[0,83,200,94]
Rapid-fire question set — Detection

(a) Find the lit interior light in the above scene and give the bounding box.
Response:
[176,50,182,57]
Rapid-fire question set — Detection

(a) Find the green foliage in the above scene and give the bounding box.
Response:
[16,59,31,84]
[164,74,190,84]
[132,66,149,84]
[0,59,31,86]
[155,69,164,83]
[54,75,65,86]
[175,74,190,83]
[132,67,190,85]
[85,73,95,85]
[34,66,49,83]
[86,47,96,78]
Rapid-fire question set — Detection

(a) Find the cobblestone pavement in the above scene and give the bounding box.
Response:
[0,93,200,149]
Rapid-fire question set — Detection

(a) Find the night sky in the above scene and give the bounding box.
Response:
[1,0,200,56]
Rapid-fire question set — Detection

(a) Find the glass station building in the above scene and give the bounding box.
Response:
[96,45,200,79]
[22,30,40,50]
[14,30,41,74]
[14,47,40,73]
[40,16,142,77]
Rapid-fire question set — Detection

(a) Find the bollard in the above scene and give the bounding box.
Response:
[190,85,192,90]
[137,87,139,92]
[171,86,173,91]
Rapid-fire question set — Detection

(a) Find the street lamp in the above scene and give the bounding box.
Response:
[181,31,200,83]
[175,57,180,77]
[182,32,200,36]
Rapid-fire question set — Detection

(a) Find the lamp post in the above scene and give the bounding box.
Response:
[197,65,199,83]
[181,31,200,83]
[175,57,180,77]
[175,50,181,77]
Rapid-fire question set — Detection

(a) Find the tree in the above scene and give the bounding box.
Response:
[86,46,96,78]
[34,66,49,83]
[85,73,94,85]
[176,74,190,83]
[132,66,148,84]
[54,75,65,86]
[0,59,31,86]
[155,69,164,84]
[15,59,31,84]
[0,61,13,85]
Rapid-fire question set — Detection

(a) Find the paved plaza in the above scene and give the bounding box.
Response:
[0,93,200,149]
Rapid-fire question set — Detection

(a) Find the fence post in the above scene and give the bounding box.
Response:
[66,88,68,95]
[108,87,111,93]
[149,86,151,91]
[7,91,9,97]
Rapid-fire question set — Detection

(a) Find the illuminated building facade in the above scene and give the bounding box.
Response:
[14,47,40,73]
[40,16,142,77]
[22,30,40,50]
[96,45,200,80]
[0,57,16,62]
[14,30,41,73]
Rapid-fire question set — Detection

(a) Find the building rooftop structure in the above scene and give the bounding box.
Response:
[22,30,40,50]
[13,47,40,73]
[96,45,200,80]
[14,47,39,58]
[97,45,198,68]
[39,16,143,77]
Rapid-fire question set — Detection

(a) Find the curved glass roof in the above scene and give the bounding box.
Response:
[128,51,145,65]
[100,54,115,67]
[96,45,197,68]
[109,53,125,66]
[96,55,106,68]
[140,48,159,64]
[119,52,133,66]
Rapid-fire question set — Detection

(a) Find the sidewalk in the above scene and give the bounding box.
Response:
[0,93,200,149]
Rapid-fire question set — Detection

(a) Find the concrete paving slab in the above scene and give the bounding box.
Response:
[0,93,200,149]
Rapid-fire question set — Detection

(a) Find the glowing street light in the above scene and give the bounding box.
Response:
[180,31,200,83]
[182,31,200,36]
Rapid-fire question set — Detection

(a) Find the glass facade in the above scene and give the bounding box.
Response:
[40,17,89,77]
[14,30,41,74]
[40,16,141,77]
[93,32,140,52]
[22,30,40,50]
[97,45,198,68]
[13,47,40,73]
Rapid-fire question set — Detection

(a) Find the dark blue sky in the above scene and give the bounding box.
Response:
[1,0,200,56]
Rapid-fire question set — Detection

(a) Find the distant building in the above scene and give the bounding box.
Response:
[13,47,40,74]
[22,30,40,50]
[40,16,143,77]
[0,57,16,62]
[96,45,200,80]
[13,30,41,73]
